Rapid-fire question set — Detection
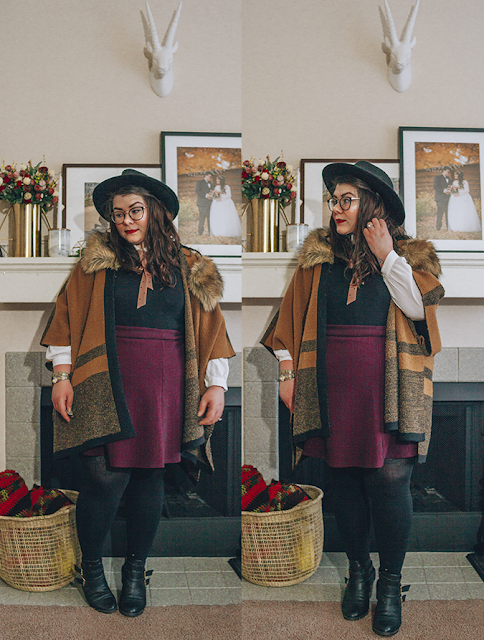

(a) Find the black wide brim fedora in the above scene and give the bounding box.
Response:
[322,161,405,226]
[93,169,179,221]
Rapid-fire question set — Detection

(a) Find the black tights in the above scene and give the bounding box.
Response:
[329,458,415,575]
[76,455,165,562]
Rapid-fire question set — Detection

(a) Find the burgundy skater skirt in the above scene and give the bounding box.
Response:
[84,326,184,468]
[303,324,417,468]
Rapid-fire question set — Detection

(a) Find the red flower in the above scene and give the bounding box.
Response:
[242,171,248,179]
[254,176,261,182]
[35,193,42,200]
[24,185,31,192]
[48,188,54,194]
[272,179,279,186]
[52,196,59,204]
[262,193,269,198]
[3,177,9,184]
[286,183,293,189]
[34,184,41,191]
[261,180,269,187]
[39,166,48,174]
[257,166,264,172]
[5,165,11,171]
[290,191,296,199]
[0,186,5,192]
[243,160,251,166]
[277,161,286,168]
[273,188,280,196]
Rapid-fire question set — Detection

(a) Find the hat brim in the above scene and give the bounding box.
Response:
[322,162,405,226]
[93,172,179,221]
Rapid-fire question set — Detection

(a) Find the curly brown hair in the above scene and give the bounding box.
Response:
[106,185,181,287]
[329,176,408,283]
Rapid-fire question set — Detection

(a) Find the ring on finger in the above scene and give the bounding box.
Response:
[367,222,374,228]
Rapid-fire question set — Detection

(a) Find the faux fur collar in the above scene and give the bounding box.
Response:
[80,232,223,312]
[298,227,442,278]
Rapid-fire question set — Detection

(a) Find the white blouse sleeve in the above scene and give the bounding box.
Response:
[460,180,470,196]
[381,250,425,321]
[274,349,293,363]
[45,345,72,367]
[205,358,229,391]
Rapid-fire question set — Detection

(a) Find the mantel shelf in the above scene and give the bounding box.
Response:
[0,256,242,304]
[242,251,484,299]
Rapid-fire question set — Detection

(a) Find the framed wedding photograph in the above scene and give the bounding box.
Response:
[62,164,161,255]
[300,159,399,230]
[399,127,484,251]
[161,131,242,256]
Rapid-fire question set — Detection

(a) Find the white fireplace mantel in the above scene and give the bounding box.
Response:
[242,252,484,299]
[0,257,242,304]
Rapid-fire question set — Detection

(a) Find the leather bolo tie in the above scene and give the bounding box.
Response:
[135,245,153,308]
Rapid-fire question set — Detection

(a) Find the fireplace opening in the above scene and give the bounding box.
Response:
[40,386,241,556]
[278,383,484,551]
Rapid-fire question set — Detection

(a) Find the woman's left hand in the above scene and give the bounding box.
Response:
[362,217,393,266]
[197,386,225,425]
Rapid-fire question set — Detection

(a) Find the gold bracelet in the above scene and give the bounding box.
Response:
[278,369,295,383]
[52,371,70,385]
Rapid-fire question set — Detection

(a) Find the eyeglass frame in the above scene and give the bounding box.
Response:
[327,196,360,212]
[110,205,147,225]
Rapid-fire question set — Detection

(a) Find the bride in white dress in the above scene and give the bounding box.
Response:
[447,170,481,233]
[209,175,242,238]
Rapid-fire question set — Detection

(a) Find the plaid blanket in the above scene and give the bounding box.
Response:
[0,470,73,518]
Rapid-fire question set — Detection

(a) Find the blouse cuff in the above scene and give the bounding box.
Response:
[274,349,293,363]
[204,358,229,391]
[45,345,72,367]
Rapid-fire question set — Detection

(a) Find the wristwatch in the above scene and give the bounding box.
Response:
[278,369,295,383]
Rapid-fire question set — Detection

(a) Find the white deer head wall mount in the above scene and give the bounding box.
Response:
[380,0,420,93]
[141,1,182,98]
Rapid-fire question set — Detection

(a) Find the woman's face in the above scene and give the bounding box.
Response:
[113,193,149,246]
[216,176,221,185]
[332,183,359,235]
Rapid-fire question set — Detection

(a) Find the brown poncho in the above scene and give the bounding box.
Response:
[41,232,235,470]
[263,228,445,465]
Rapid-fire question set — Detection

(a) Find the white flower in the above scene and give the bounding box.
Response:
[291,185,297,191]
[0,178,3,186]
[39,180,46,187]
[262,187,270,195]
[287,165,293,172]
[23,177,31,185]
[254,171,260,177]
[258,159,264,166]
[53,190,59,197]
[24,192,32,200]
[261,172,269,180]
[48,169,55,177]
[20,164,27,171]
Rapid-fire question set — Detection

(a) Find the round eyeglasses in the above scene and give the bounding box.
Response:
[110,206,146,225]
[328,196,360,212]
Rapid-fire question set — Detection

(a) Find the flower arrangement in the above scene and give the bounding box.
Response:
[242,156,297,207]
[0,161,59,211]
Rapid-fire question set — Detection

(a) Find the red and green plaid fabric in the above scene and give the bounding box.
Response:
[241,465,310,512]
[0,470,72,518]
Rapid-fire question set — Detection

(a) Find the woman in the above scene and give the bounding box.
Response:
[263,162,444,637]
[209,175,242,238]
[41,169,234,617]
[447,169,481,233]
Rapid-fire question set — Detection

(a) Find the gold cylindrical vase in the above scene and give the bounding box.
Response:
[247,198,282,252]
[12,203,42,257]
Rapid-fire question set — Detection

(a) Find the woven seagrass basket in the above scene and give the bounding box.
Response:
[0,489,81,592]
[241,484,324,587]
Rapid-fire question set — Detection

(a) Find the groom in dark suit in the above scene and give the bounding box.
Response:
[195,171,213,235]
[433,166,452,230]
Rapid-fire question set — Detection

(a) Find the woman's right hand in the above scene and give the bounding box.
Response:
[52,380,74,423]
[279,378,295,413]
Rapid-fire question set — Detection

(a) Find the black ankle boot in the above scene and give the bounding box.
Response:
[372,570,410,637]
[75,560,117,613]
[341,559,375,621]
[119,558,153,617]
